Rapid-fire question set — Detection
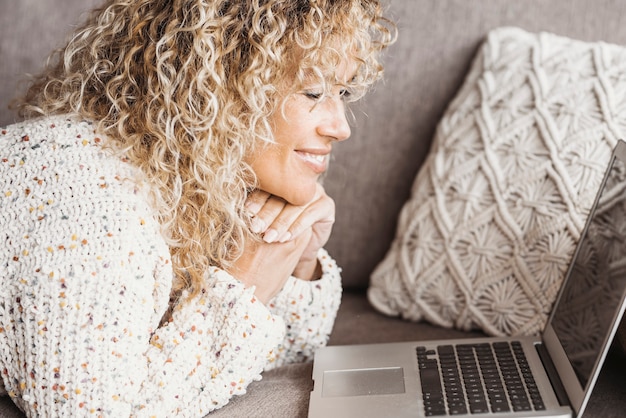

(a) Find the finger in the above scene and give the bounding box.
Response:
[251,195,288,235]
[262,183,332,243]
[280,194,335,242]
[245,189,271,216]
[262,203,308,243]
[266,192,335,244]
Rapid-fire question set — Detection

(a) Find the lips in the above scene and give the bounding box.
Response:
[295,149,330,174]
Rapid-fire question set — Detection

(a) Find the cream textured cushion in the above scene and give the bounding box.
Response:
[368,27,626,336]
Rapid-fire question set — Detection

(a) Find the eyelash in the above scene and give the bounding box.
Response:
[303,89,352,101]
[304,91,322,100]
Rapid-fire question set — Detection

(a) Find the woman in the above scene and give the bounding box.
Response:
[0,0,394,416]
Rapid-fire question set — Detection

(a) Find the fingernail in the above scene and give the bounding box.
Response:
[251,217,265,234]
[278,231,292,243]
[263,229,279,243]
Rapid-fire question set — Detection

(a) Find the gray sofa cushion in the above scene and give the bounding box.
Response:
[324,0,626,290]
[6,0,626,288]
[2,1,626,417]
[7,1,626,291]
[3,291,625,417]
[0,291,486,418]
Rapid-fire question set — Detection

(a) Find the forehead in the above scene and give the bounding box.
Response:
[299,57,359,85]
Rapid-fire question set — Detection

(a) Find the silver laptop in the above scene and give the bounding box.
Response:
[309,139,626,418]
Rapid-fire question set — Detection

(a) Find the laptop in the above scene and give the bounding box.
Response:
[309,139,626,418]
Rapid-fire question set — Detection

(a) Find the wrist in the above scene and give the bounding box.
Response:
[293,257,322,281]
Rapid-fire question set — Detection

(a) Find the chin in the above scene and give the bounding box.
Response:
[283,192,314,206]
[281,184,317,206]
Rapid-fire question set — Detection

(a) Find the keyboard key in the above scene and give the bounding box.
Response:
[491,397,510,413]
[469,402,490,414]
[417,341,548,416]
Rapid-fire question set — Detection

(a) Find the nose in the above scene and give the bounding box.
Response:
[317,97,351,142]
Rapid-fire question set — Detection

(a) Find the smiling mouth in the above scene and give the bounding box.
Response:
[300,152,326,163]
[296,151,328,173]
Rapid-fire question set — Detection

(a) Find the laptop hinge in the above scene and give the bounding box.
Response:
[535,343,570,407]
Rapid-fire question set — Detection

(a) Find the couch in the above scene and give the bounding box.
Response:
[2,0,626,417]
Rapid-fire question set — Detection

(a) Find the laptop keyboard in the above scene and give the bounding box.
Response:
[416,342,546,416]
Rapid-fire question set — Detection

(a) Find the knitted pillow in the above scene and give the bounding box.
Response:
[368,27,626,337]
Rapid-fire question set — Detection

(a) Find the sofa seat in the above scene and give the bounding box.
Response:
[1,292,625,417]
[2,1,626,417]
[212,291,626,417]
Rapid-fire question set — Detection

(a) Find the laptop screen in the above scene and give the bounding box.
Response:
[550,153,626,388]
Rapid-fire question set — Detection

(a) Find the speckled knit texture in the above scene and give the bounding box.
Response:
[0,115,342,417]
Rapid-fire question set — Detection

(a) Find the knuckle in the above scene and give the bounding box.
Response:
[271,217,292,231]
[258,200,285,219]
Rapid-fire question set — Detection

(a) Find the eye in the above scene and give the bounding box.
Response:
[303,91,322,101]
[340,88,352,100]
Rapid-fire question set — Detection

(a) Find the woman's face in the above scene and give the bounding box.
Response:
[247,63,354,206]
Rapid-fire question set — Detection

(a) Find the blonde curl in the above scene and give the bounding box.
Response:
[15,0,396,296]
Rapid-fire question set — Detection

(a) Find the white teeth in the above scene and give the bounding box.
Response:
[301,152,326,163]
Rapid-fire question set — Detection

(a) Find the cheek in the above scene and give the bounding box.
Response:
[251,155,318,205]
[249,146,286,187]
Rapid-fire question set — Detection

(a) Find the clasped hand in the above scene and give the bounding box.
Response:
[228,183,335,304]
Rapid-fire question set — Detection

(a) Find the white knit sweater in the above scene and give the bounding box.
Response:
[0,115,342,417]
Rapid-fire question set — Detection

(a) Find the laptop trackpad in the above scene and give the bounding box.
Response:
[322,367,405,397]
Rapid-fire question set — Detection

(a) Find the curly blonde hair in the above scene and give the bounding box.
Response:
[16,0,396,295]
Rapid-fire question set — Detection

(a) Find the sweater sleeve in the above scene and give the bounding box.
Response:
[1,249,286,418]
[265,248,343,368]
[0,117,286,417]
[141,269,286,416]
